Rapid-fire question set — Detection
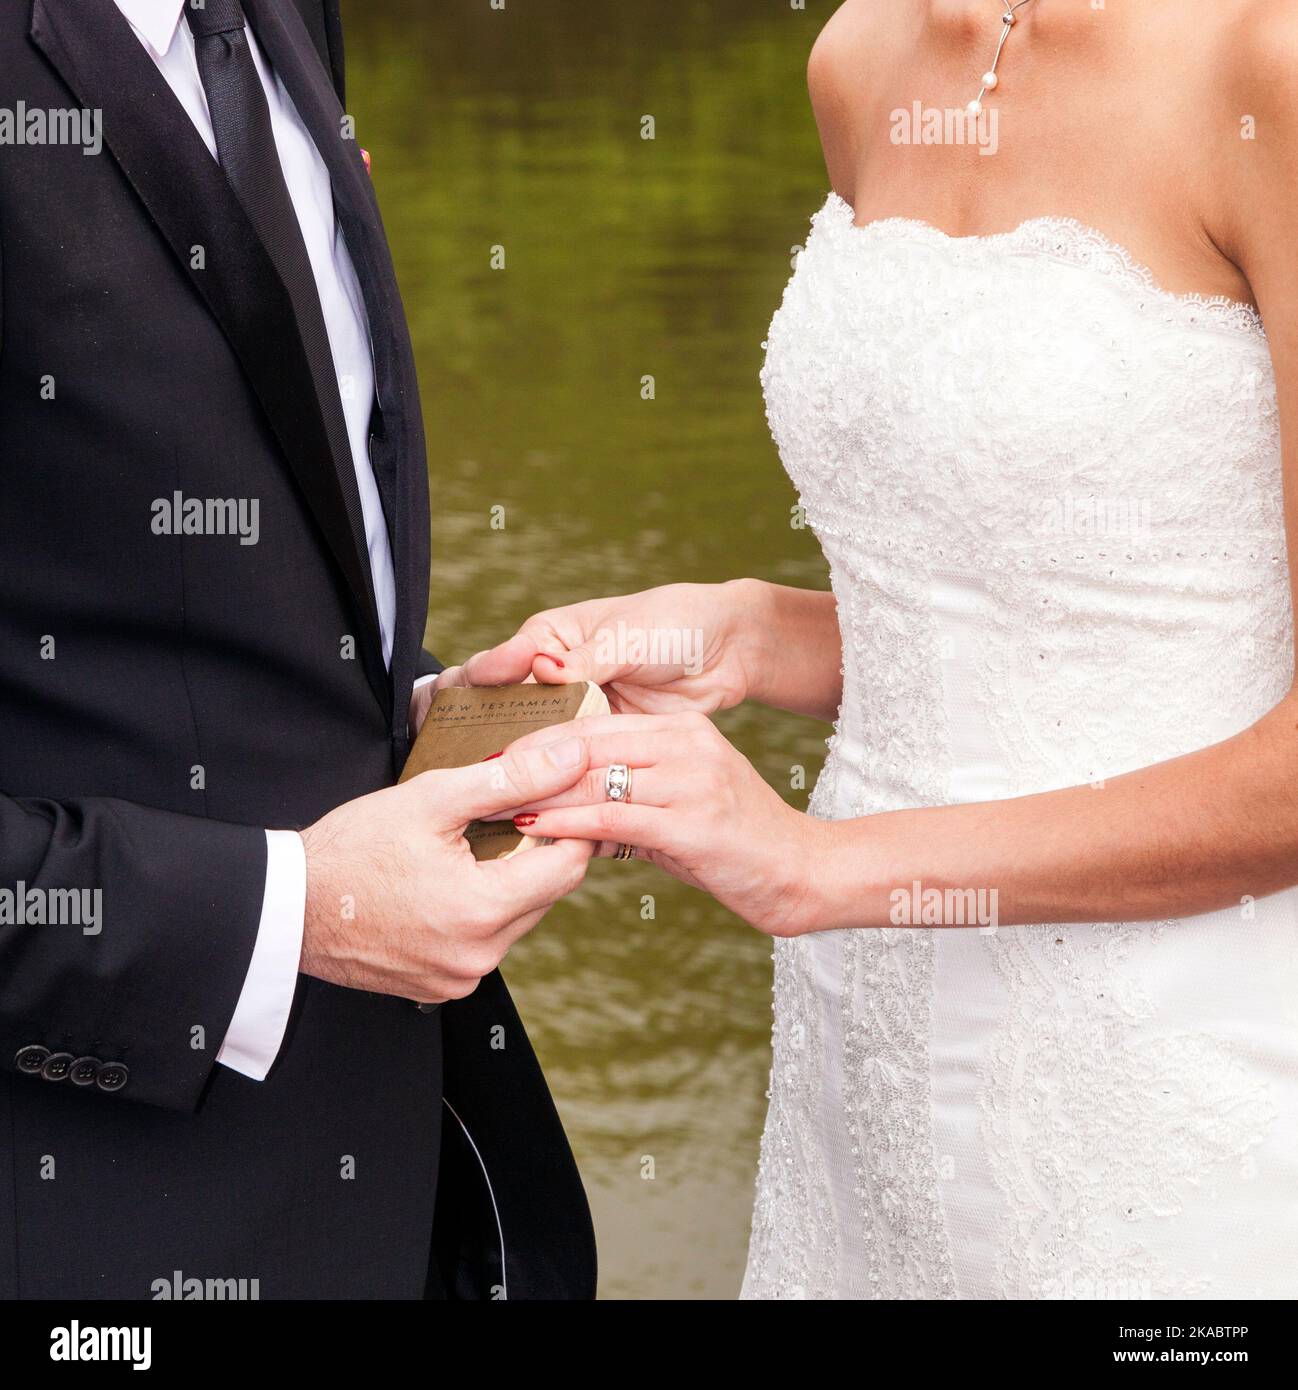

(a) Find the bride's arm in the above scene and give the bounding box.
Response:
[742,582,843,720]
[806,699,1298,931]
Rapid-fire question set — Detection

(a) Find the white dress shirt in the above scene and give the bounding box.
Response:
[113,0,420,1079]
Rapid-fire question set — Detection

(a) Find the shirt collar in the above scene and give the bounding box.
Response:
[113,0,189,60]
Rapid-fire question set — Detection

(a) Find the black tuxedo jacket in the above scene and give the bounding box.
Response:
[0,0,595,1299]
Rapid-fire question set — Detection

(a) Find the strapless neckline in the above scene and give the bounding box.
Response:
[822,193,1265,339]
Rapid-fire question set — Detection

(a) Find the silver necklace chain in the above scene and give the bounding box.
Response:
[967,0,1037,116]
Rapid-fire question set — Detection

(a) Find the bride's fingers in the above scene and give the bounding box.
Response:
[459,633,540,686]
[520,803,678,857]
[481,764,677,819]
[505,728,692,783]
[533,641,642,689]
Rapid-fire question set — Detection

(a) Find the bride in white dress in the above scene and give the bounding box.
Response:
[459,0,1298,1297]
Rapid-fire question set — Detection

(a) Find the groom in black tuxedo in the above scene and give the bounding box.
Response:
[0,0,595,1298]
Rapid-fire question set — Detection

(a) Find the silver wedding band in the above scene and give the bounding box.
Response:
[613,841,636,861]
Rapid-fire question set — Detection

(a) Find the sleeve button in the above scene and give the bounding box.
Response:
[69,1056,103,1087]
[14,1045,50,1074]
[40,1051,75,1082]
[95,1063,129,1093]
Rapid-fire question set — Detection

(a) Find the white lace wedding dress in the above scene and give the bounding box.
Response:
[742,194,1298,1300]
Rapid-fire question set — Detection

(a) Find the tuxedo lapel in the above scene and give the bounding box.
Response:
[30,0,390,716]
[243,0,429,729]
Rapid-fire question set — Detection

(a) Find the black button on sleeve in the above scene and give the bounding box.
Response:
[95,1063,129,1093]
[69,1056,103,1087]
[40,1051,74,1082]
[14,1045,50,1074]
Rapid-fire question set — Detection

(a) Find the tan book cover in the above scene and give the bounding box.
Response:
[400,681,609,860]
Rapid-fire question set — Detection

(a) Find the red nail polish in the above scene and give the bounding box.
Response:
[482,751,503,761]
[513,813,538,828]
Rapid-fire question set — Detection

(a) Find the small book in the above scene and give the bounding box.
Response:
[400,681,609,860]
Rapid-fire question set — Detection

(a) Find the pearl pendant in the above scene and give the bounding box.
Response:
[967,1,1034,121]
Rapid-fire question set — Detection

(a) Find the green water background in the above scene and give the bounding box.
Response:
[347,0,838,1299]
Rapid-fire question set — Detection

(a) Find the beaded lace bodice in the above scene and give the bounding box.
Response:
[771,195,1283,814]
[741,195,1298,1300]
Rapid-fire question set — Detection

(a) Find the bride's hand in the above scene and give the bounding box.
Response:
[465,580,771,715]
[501,711,827,936]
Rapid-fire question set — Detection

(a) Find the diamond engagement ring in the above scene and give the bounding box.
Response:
[605,763,633,862]
[604,763,631,802]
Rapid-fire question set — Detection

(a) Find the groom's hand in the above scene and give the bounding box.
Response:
[298,735,591,1004]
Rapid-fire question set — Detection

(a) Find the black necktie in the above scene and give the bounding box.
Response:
[184,0,375,620]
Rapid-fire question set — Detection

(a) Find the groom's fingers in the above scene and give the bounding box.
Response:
[478,838,595,922]
[412,734,589,827]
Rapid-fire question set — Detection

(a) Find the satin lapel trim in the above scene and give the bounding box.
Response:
[30,0,390,715]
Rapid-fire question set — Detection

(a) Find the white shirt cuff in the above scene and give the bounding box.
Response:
[216,829,306,1080]
[408,670,441,737]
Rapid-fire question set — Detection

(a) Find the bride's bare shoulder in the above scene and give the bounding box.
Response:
[807,0,887,105]
[1211,0,1298,303]
[1219,0,1298,94]
[807,1,895,193]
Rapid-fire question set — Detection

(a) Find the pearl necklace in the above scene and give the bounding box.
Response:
[967,0,1037,117]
